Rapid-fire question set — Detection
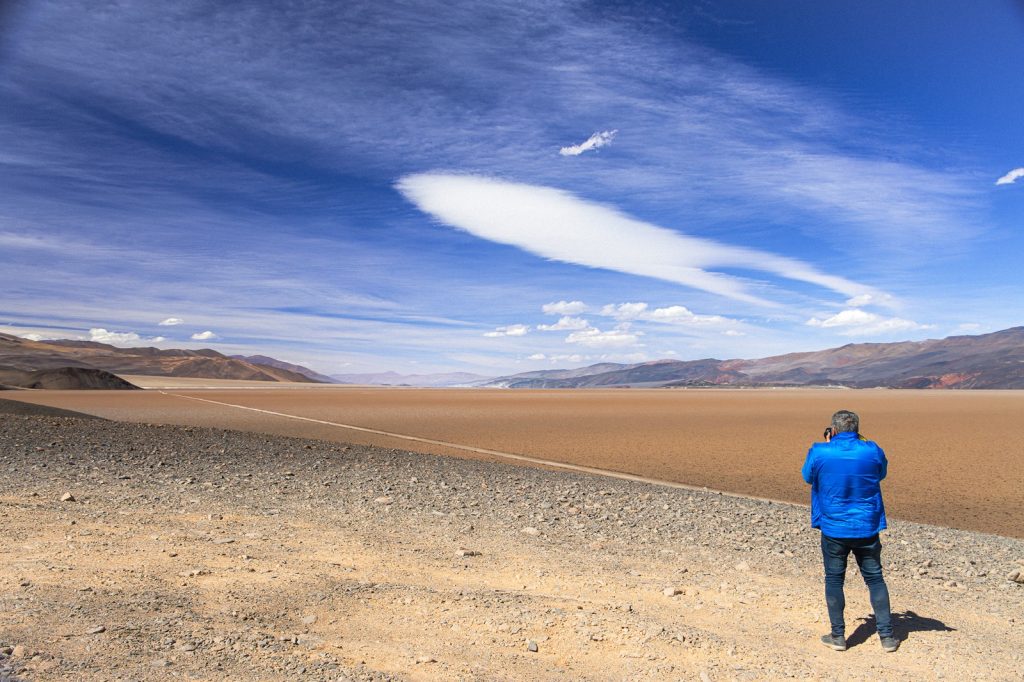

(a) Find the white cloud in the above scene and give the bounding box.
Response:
[599,302,731,326]
[537,316,590,331]
[723,329,745,336]
[600,302,648,320]
[191,330,218,340]
[559,130,617,157]
[806,309,931,336]
[88,328,159,345]
[565,326,642,348]
[397,174,878,305]
[21,333,46,341]
[542,300,589,315]
[845,293,895,308]
[483,324,530,337]
[527,353,547,360]
[159,317,184,326]
[995,167,1024,186]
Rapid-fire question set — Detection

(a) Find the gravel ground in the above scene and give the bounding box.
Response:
[1,408,1022,680]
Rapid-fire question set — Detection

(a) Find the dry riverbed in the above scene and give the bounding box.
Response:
[1,404,1022,680]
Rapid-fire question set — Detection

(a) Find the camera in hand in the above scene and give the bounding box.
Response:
[823,427,834,440]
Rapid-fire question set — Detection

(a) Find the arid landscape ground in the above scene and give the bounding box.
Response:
[4,385,1022,538]
[2,388,1023,681]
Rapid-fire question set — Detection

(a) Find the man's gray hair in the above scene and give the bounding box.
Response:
[831,410,859,433]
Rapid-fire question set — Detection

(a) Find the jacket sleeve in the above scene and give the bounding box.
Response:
[801,446,816,484]
[878,445,888,480]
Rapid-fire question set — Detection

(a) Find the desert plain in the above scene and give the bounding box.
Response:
[4,385,1023,538]
[2,386,1023,681]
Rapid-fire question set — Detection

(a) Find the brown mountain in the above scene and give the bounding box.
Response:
[485,327,1024,389]
[0,333,321,383]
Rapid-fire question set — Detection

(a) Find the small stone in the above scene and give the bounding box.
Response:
[526,640,539,653]
[301,614,317,625]
[86,625,106,634]
[734,561,750,571]
[456,549,481,557]
[415,655,436,664]
[12,645,26,658]
[373,496,393,504]
[213,537,235,545]
[60,492,76,502]
[152,658,170,668]
[663,587,682,597]
[1008,569,1024,584]
[522,527,541,536]
[19,579,30,587]
[180,643,197,652]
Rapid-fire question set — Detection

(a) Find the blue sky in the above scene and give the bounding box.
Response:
[2,0,1023,375]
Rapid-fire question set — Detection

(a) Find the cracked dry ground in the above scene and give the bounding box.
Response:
[1,408,1022,680]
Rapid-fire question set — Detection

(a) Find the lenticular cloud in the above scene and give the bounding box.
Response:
[396,173,879,305]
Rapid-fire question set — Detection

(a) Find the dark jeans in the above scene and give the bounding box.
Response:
[821,533,893,638]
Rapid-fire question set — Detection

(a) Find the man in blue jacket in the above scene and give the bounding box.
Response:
[802,410,898,653]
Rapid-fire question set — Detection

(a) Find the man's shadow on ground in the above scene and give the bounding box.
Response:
[847,610,955,646]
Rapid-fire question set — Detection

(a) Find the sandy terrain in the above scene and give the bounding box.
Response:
[2,405,1022,681]
[3,387,1022,539]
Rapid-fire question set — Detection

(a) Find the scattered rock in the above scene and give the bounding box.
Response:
[456,549,481,557]
[180,643,197,652]
[373,496,393,504]
[1008,569,1024,584]
[86,625,106,635]
[301,614,317,625]
[11,645,26,658]
[662,587,682,597]
[526,640,538,653]
[212,537,236,545]
[415,655,436,664]
[522,527,541,536]
[734,561,750,571]
[60,492,75,502]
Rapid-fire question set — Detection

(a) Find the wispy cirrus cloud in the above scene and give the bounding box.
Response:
[996,167,1024,185]
[397,174,880,305]
[559,130,617,156]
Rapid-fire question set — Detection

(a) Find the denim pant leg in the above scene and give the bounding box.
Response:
[851,536,893,638]
[820,534,849,637]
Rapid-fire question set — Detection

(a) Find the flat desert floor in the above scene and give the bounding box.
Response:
[4,386,1022,538]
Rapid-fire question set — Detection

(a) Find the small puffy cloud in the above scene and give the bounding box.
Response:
[845,293,895,308]
[566,326,642,348]
[600,302,648,320]
[89,328,143,344]
[542,300,588,315]
[527,353,547,360]
[537,316,590,331]
[723,329,745,336]
[483,324,530,338]
[21,333,46,341]
[559,130,617,156]
[995,167,1024,186]
[191,330,218,340]
[806,310,931,336]
[159,317,184,326]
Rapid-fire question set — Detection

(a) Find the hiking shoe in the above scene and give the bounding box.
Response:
[820,634,847,651]
[880,636,900,653]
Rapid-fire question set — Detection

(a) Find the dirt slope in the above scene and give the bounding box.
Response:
[2,414,1021,680]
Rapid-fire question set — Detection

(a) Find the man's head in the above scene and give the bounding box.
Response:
[831,410,859,434]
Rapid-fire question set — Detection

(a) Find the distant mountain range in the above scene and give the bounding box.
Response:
[328,371,492,387]
[0,333,322,384]
[3,326,1022,390]
[484,327,1024,389]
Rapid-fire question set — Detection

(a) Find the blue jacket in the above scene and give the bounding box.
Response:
[802,431,888,538]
